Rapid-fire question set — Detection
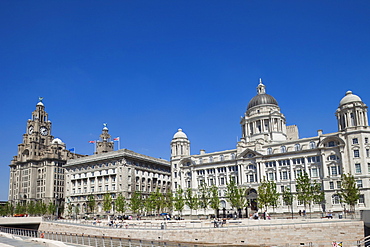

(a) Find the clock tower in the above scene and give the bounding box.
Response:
[8,98,83,206]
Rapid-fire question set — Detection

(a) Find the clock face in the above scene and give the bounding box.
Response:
[40,127,48,136]
[28,126,34,134]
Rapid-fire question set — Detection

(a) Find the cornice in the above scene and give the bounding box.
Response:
[65,148,169,167]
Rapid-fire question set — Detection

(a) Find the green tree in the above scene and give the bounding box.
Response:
[145,191,158,216]
[209,185,220,216]
[27,201,36,216]
[296,172,323,215]
[39,201,47,215]
[258,179,270,210]
[225,177,246,210]
[87,194,96,214]
[165,190,174,214]
[103,193,112,212]
[185,188,198,216]
[74,205,80,218]
[258,179,280,212]
[130,191,143,215]
[257,179,279,210]
[47,202,55,216]
[339,173,360,215]
[282,187,294,211]
[66,203,73,218]
[115,193,127,215]
[150,188,166,215]
[173,187,185,216]
[198,183,210,214]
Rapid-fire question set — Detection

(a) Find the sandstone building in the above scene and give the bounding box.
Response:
[8,99,83,206]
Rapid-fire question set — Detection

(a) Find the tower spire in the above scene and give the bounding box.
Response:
[257,78,266,95]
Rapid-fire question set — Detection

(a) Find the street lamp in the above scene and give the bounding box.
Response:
[55,195,59,220]
[289,174,294,219]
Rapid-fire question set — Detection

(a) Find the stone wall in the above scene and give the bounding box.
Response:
[38,220,364,246]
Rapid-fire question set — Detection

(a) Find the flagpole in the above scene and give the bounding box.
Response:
[118,139,120,150]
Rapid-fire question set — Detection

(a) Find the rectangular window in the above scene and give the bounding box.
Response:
[311,168,318,178]
[359,194,365,203]
[354,150,360,158]
[282,171,288,180]
[329,181,334,190]
[357,180,363,188]
[220,177,225,185]
[367,149,370,158]
[337,181,341,189]
[268,173,274,181]
[355,163,362,174]
[353,138,359,144]
[249,174,255,183]
[366,138,369,144]
[331,166,337,176]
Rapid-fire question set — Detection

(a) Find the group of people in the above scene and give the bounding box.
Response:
[298,210,306,217]
[213,218,226,227]
[250,211,271,220]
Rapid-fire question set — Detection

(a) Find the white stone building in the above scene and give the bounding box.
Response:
[64,126,171,217]
[171,80,370,215]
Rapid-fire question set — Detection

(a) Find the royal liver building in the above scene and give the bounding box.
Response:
[171,80,370,214]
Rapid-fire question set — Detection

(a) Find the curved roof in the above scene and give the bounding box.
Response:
[247,80,279,110]
[173,128,188,139]
[247,93,278,109]
[339,91,362,106]
[52,138,64,145]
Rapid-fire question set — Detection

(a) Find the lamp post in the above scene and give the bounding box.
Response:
[55,195,59,220]
[290,175,294,219]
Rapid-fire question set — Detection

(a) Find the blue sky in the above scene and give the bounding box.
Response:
[1,1,370,201]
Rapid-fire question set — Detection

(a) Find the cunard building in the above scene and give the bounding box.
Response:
[171,80,370,214]
[8,99,84,206]
[63,125,171,216]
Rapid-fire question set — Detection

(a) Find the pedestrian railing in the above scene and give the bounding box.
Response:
[0,225,234,247]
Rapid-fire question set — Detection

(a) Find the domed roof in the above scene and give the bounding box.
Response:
[52,138,64,145]
[173,128,188,139]
[339,91,362,106]
[248,94,278,109]
[247,79,278,110]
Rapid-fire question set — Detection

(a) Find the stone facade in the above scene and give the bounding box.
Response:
[8,99,84,206]
[171,80,370,215]
[38,219,364,246]
[63,126,171,217]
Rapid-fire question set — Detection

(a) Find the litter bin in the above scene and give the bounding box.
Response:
[339,214,343,219]
[161,222,166,229]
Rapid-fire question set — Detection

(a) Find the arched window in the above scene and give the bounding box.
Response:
[280,146,287,153]
[267,148,272,155]
[294,144,300,151]
[332,194,341,204]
